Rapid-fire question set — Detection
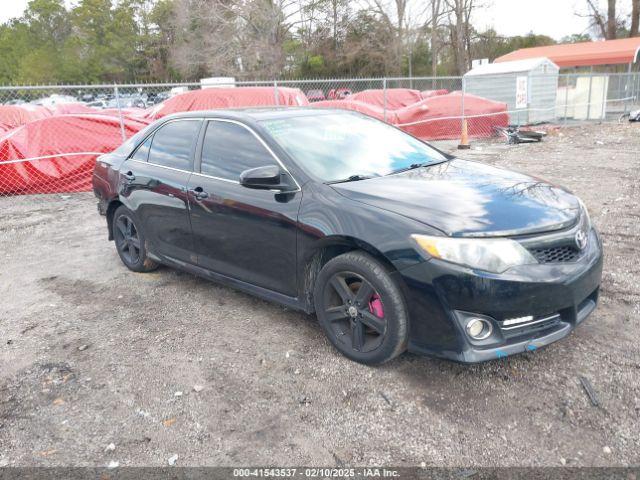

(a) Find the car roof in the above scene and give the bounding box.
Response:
[161,107,343,122]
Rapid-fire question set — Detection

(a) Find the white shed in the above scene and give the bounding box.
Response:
[463,57,559,124]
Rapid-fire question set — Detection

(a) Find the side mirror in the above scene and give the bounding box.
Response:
[239,165,296,192]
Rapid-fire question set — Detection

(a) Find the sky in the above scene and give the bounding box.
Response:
[474,0,592,40]
[0,2,28,23]
[0,0,610,41]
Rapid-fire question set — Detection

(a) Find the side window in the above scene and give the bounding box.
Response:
[200,121,276,180]
[147,120,201,171]
[130,135,152,162]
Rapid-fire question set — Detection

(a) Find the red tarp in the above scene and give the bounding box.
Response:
[148,87,309,119]
[0,105,52,129]
[421,89,449,98]
[0,114,149,194]
[47,103,98,115]
[312,99,393,122]
[101,107,149,119]
[350,89,424,109]
[396,92,508,140]
[313,91,508,140]
[0,87,508,195]
[326,88,449,109]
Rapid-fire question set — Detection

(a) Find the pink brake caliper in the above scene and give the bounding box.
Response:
[368,293,384,318]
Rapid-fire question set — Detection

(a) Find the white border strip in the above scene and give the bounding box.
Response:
[0,152,104,165]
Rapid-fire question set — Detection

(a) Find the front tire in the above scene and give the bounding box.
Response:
[112,205,159,273]
[314,251,408,365]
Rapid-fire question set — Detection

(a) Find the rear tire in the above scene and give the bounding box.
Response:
[314,251,408,365]
[112,205,159,273]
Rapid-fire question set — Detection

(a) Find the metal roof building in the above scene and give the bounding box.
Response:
[494,38,640,69]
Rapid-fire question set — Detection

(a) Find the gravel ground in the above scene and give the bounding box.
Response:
[0,122,638,468]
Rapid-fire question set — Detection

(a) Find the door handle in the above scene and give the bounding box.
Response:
[190,187,209,200]
[123,171,136,182]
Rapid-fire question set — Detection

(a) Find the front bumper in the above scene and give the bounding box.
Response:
[399,228,603,363]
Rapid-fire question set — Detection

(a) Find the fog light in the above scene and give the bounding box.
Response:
[466,318,493,340]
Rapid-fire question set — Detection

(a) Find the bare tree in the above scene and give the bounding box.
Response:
[323,0,349,50]
[631,0,639,36]
[366,0,430,74]
[583,0,607,38]
[444,0,474,75]
[172,0,311,78]
[368,0,407,74]
[430,0,444,76]
[607,0,616,39]
[170,0,239,78]
[583,0,618,39]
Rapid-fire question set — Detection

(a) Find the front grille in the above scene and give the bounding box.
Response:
[529,245,580,263]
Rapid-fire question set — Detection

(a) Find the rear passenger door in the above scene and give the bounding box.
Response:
[187,119,302,296]
[120,119,202,264]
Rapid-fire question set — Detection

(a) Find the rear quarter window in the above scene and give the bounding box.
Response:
[130,135,152,162]
[147,119,201,171]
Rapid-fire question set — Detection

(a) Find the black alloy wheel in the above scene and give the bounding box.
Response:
[112,205,159,273]
[314,251,408,365]
[115,214,141,265]
[323,272,387,353]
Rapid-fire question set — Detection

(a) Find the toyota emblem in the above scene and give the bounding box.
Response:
[575,230,588,250]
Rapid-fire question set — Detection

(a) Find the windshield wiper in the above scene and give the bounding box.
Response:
[327,174,375,184]
[387,162,430,175]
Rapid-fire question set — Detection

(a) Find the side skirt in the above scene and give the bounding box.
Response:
[148,252,309,313]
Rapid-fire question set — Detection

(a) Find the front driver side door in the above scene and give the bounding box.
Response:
[187,119,302,296]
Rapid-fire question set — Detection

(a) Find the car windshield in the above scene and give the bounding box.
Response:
[260,113,448,182]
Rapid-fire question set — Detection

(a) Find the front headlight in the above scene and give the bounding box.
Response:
[411,234,538,274]
[578,198,591,231]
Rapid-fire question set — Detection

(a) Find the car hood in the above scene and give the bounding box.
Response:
[331,159,581,237]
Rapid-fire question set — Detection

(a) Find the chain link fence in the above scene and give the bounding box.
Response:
[0,73,638,202]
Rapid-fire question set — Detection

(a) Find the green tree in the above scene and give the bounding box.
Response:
[560,33,592,43]
[67,0,141,82]
[143,0,180,80]
[0,22,30,84]
[12,0,71,83]
[471,30,556,65]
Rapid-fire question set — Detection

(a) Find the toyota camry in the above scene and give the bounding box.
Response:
[92,108,603,365]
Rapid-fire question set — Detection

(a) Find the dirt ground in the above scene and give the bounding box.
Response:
[0,122,638,468]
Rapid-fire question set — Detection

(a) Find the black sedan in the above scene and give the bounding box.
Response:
[92,108,603,365]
